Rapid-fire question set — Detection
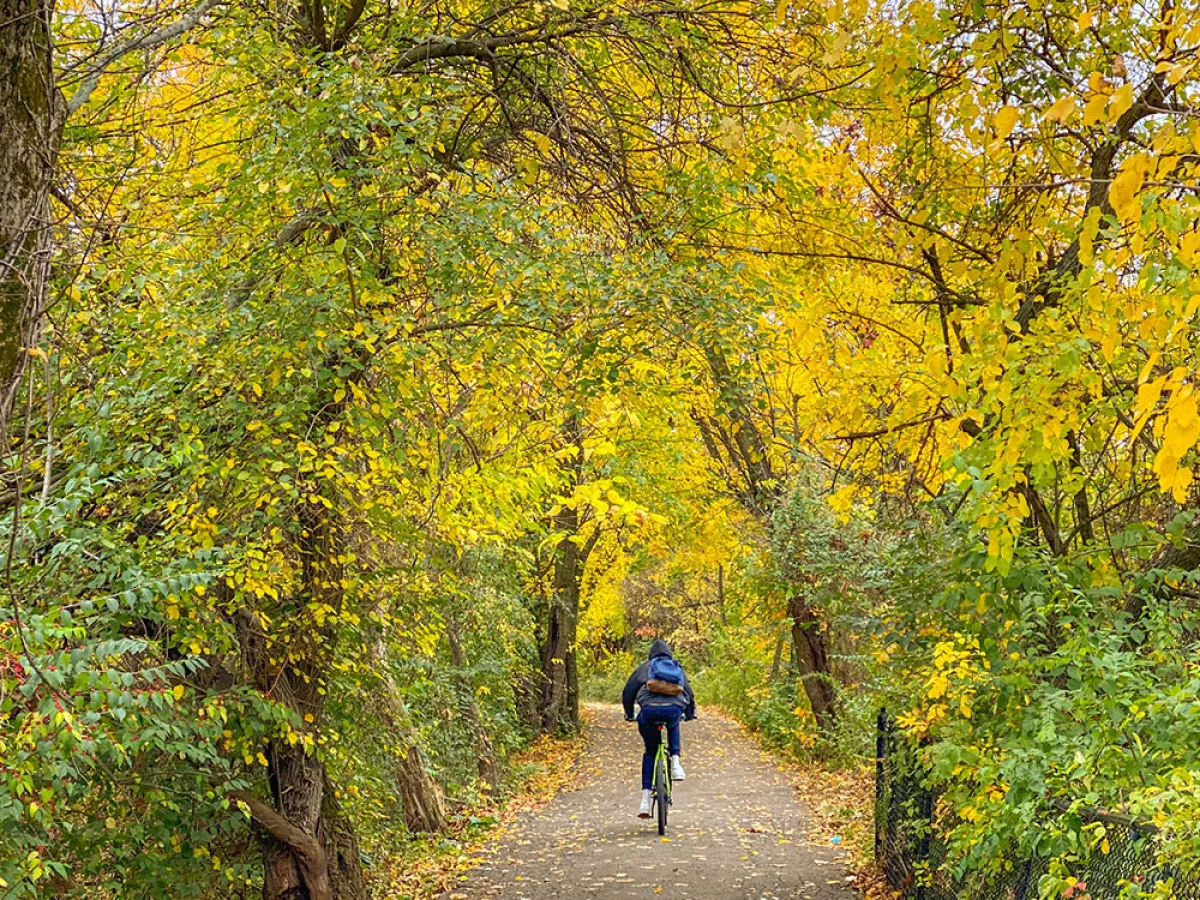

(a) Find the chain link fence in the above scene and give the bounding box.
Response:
[874,711,1200,900]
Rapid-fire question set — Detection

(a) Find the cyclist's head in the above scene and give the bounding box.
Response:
[649,638,672,659]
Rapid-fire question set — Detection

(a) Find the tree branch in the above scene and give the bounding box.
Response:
[827,410,950,443]
[390,24,596,74]
[225,212,319,311]
[66,0,228,115]
[230,791,333,900]
[1015,73,1175,332]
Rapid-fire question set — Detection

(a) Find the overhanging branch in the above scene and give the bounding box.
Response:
[66,0,228,115]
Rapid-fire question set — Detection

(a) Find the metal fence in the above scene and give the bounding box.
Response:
[874,711,1200,900]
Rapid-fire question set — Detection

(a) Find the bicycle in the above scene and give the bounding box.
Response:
[651,722,672,835]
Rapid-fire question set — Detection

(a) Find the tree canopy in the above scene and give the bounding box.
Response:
[5,0,1200,894]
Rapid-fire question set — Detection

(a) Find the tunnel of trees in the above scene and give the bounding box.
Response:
[5,0,1200,894]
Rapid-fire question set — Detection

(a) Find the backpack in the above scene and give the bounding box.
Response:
[646,656,685,696]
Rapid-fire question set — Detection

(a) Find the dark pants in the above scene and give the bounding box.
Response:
[637,707,682,790]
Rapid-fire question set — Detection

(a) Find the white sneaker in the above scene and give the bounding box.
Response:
[638,789,652,818]
[671,755,686,782]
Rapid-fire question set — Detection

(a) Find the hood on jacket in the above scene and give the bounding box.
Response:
[649,638,673,660]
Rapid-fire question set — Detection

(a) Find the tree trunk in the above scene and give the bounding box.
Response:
[0,0,63,445]
[368,638,446,833]
[1069,432,1095,545]
[768,626,786,682]
[263,736,330,900]
[393,741,447,834]
[250,728,368,900]
[539,553,581,735]
[539,512,599,736]
[235,613,364,900]
[716,563,728,627]
[447,610,501,787]
[514,666,543,734]
[788,594,840,734]
[538,415,587,736]
[1124,519,1200,620]
[235,500,369,898]
[319,774,369,900]
[231,790,333,900]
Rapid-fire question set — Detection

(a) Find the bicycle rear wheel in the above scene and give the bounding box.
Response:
[654,755,668,835]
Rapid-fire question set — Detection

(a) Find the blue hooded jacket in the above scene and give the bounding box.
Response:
[622,639,696,720]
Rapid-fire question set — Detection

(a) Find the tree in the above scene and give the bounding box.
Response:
[0,0,61,446]
[691,344,846,732]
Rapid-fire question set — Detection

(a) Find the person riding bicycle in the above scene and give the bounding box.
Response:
[622,638,696,818]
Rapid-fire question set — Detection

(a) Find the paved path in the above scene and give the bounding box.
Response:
[443,703,859,899]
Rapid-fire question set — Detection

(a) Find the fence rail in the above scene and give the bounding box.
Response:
[873,711,1200,900]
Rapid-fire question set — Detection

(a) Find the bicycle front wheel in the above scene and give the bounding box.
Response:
[655,757,668,835]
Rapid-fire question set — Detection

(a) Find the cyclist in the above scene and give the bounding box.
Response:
[622,638,696,817]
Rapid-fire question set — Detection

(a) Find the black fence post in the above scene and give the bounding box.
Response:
[915,744,933,900]
[1013,859,1034,900]
[875,708,887,862]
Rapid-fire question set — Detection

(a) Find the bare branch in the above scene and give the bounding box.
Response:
[66,0,228,115]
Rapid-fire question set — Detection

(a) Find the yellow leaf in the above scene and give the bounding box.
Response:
[1166,62,1194,85]
[1099,331,1116,362]
[1180,231,1200,264]
[1083,93,1108,127]
[1108,83,1135,122]
[1044,95,1077,123]
[993,105,1019,139]
[1132,374,1161,441]
[928,672,949,699]
[1108,161,1145,222]
[1166,390,1200,448]
[173,684,185,700]
[1154,387,1200,500]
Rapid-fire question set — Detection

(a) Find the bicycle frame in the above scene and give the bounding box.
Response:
[655,725,672,792]
[652,723,672,834]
